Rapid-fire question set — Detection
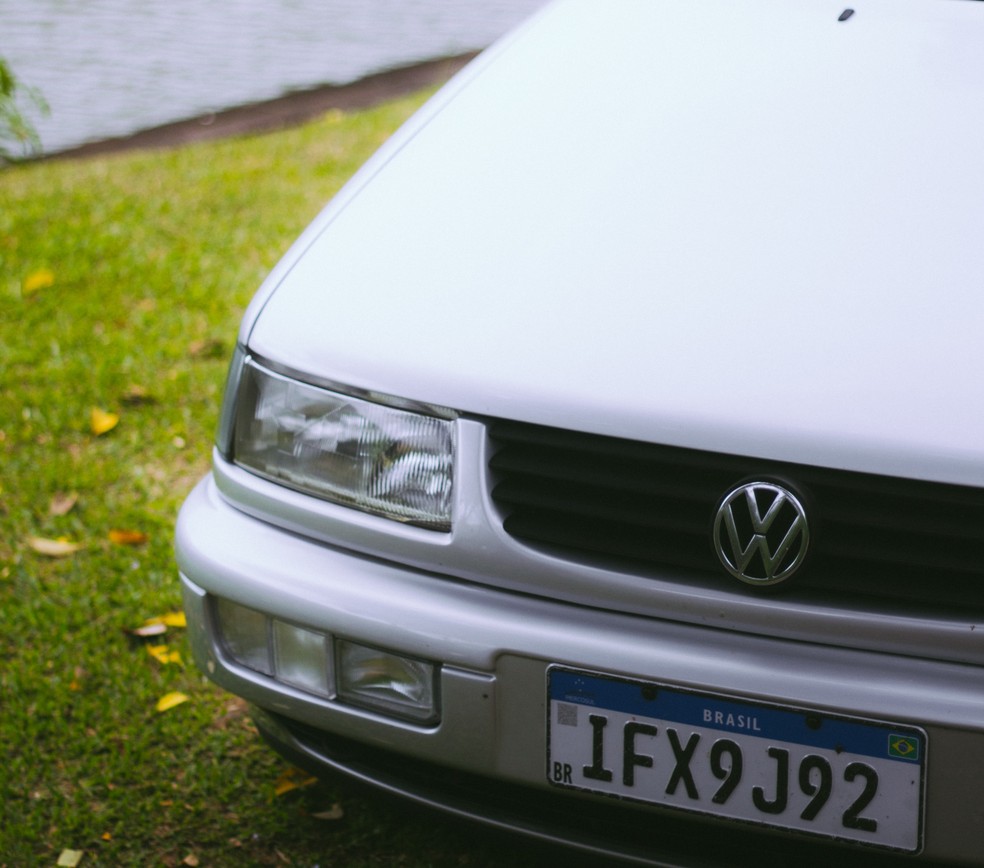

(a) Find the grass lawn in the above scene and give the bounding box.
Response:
[0,93,541,867]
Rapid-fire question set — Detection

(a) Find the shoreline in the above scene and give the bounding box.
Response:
[44,52,477,161]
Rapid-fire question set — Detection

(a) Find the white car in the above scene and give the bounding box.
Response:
[176,0,984,864]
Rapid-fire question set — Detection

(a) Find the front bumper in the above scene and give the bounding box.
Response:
[177,474,984,866]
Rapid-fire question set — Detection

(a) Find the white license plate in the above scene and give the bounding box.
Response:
[547,668,925,853]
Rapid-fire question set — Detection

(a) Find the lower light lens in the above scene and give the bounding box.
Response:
[216,598,272,675]
[214,598,439,723]
[336,639,437,723]
[273,619,331,697]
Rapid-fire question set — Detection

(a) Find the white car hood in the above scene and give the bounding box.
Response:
[248,0,984,486]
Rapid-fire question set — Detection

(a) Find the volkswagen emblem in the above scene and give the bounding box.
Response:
[713,482,810,586]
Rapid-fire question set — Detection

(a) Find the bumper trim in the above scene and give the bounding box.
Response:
[253,706,912,868]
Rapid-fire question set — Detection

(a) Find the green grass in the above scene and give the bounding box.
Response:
[0,95,537,867]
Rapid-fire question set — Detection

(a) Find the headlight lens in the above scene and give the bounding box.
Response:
[232,359,454,529]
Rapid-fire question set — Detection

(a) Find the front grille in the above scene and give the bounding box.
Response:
[488,419,984,611]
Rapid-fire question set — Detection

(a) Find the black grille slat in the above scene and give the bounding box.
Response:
[820,531,982,575]
[488,419,984,612]
[503,513,713,573]
[809,478,982,542]
[822,510,980,542]
[489,447,726,503]
[492,479,709,533]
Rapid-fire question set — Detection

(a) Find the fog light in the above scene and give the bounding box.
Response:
[216,598,271,675]
[273,619,331,697]
[336,640,437,723]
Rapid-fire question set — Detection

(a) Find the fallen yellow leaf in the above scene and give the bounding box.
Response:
[274,766,318,797]
[155,691,189,713]
[56,850,83,867]
[182,855,200,867]
[23,268,54,295]
[147,644,183,667]
[27,536,83,557]
[90,407,119,436]
[148,611,187,629]
[109,529,148,546]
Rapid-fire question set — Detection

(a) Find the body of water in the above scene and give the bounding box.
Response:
[0,0,548,154]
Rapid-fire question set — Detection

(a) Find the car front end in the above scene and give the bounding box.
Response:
[176,0,984,864]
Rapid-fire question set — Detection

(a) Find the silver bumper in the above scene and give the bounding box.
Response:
[176,474,984,865]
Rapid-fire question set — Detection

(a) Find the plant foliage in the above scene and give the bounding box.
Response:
[0,56,48,163]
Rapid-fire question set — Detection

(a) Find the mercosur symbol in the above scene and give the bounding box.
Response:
[713,482,810,586]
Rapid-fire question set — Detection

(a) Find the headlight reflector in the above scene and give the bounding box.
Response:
[232,360,454,529]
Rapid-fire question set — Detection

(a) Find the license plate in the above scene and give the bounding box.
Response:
[547,668,925,852]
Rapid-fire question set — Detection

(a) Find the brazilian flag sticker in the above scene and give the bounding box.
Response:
[888,734,920,761]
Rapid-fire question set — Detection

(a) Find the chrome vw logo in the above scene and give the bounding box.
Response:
[713,482,810,586]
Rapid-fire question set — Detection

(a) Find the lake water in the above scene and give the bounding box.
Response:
[0,0,548,154]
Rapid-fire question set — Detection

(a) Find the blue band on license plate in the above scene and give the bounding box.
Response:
[546,668,925,853]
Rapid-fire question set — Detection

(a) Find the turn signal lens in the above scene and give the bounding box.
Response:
[216,598,271,675]
[272,619,331,697]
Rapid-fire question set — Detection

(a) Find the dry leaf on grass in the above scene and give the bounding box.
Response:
[312,803,344,821]
[90,408,119,436]
[69,671,83,691]
[146,611,186,628]
[127,611,186,640]
[188,338,226,359]
[56,850,83,867]
[127,621,167,639]
[212,697,249,730]
[121,384,157,406]
[182,855,200,867]
[109,528,148,546]
[274,767,317,797]
[147,644,183,667]
[27,536,83,557]
[23,268,55,295]
[49,492,79,516]
[156,692,189,713]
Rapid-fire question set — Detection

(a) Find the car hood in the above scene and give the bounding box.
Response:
[247,0,984,486]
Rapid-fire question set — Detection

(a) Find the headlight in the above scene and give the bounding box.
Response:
[230,358,455,530]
